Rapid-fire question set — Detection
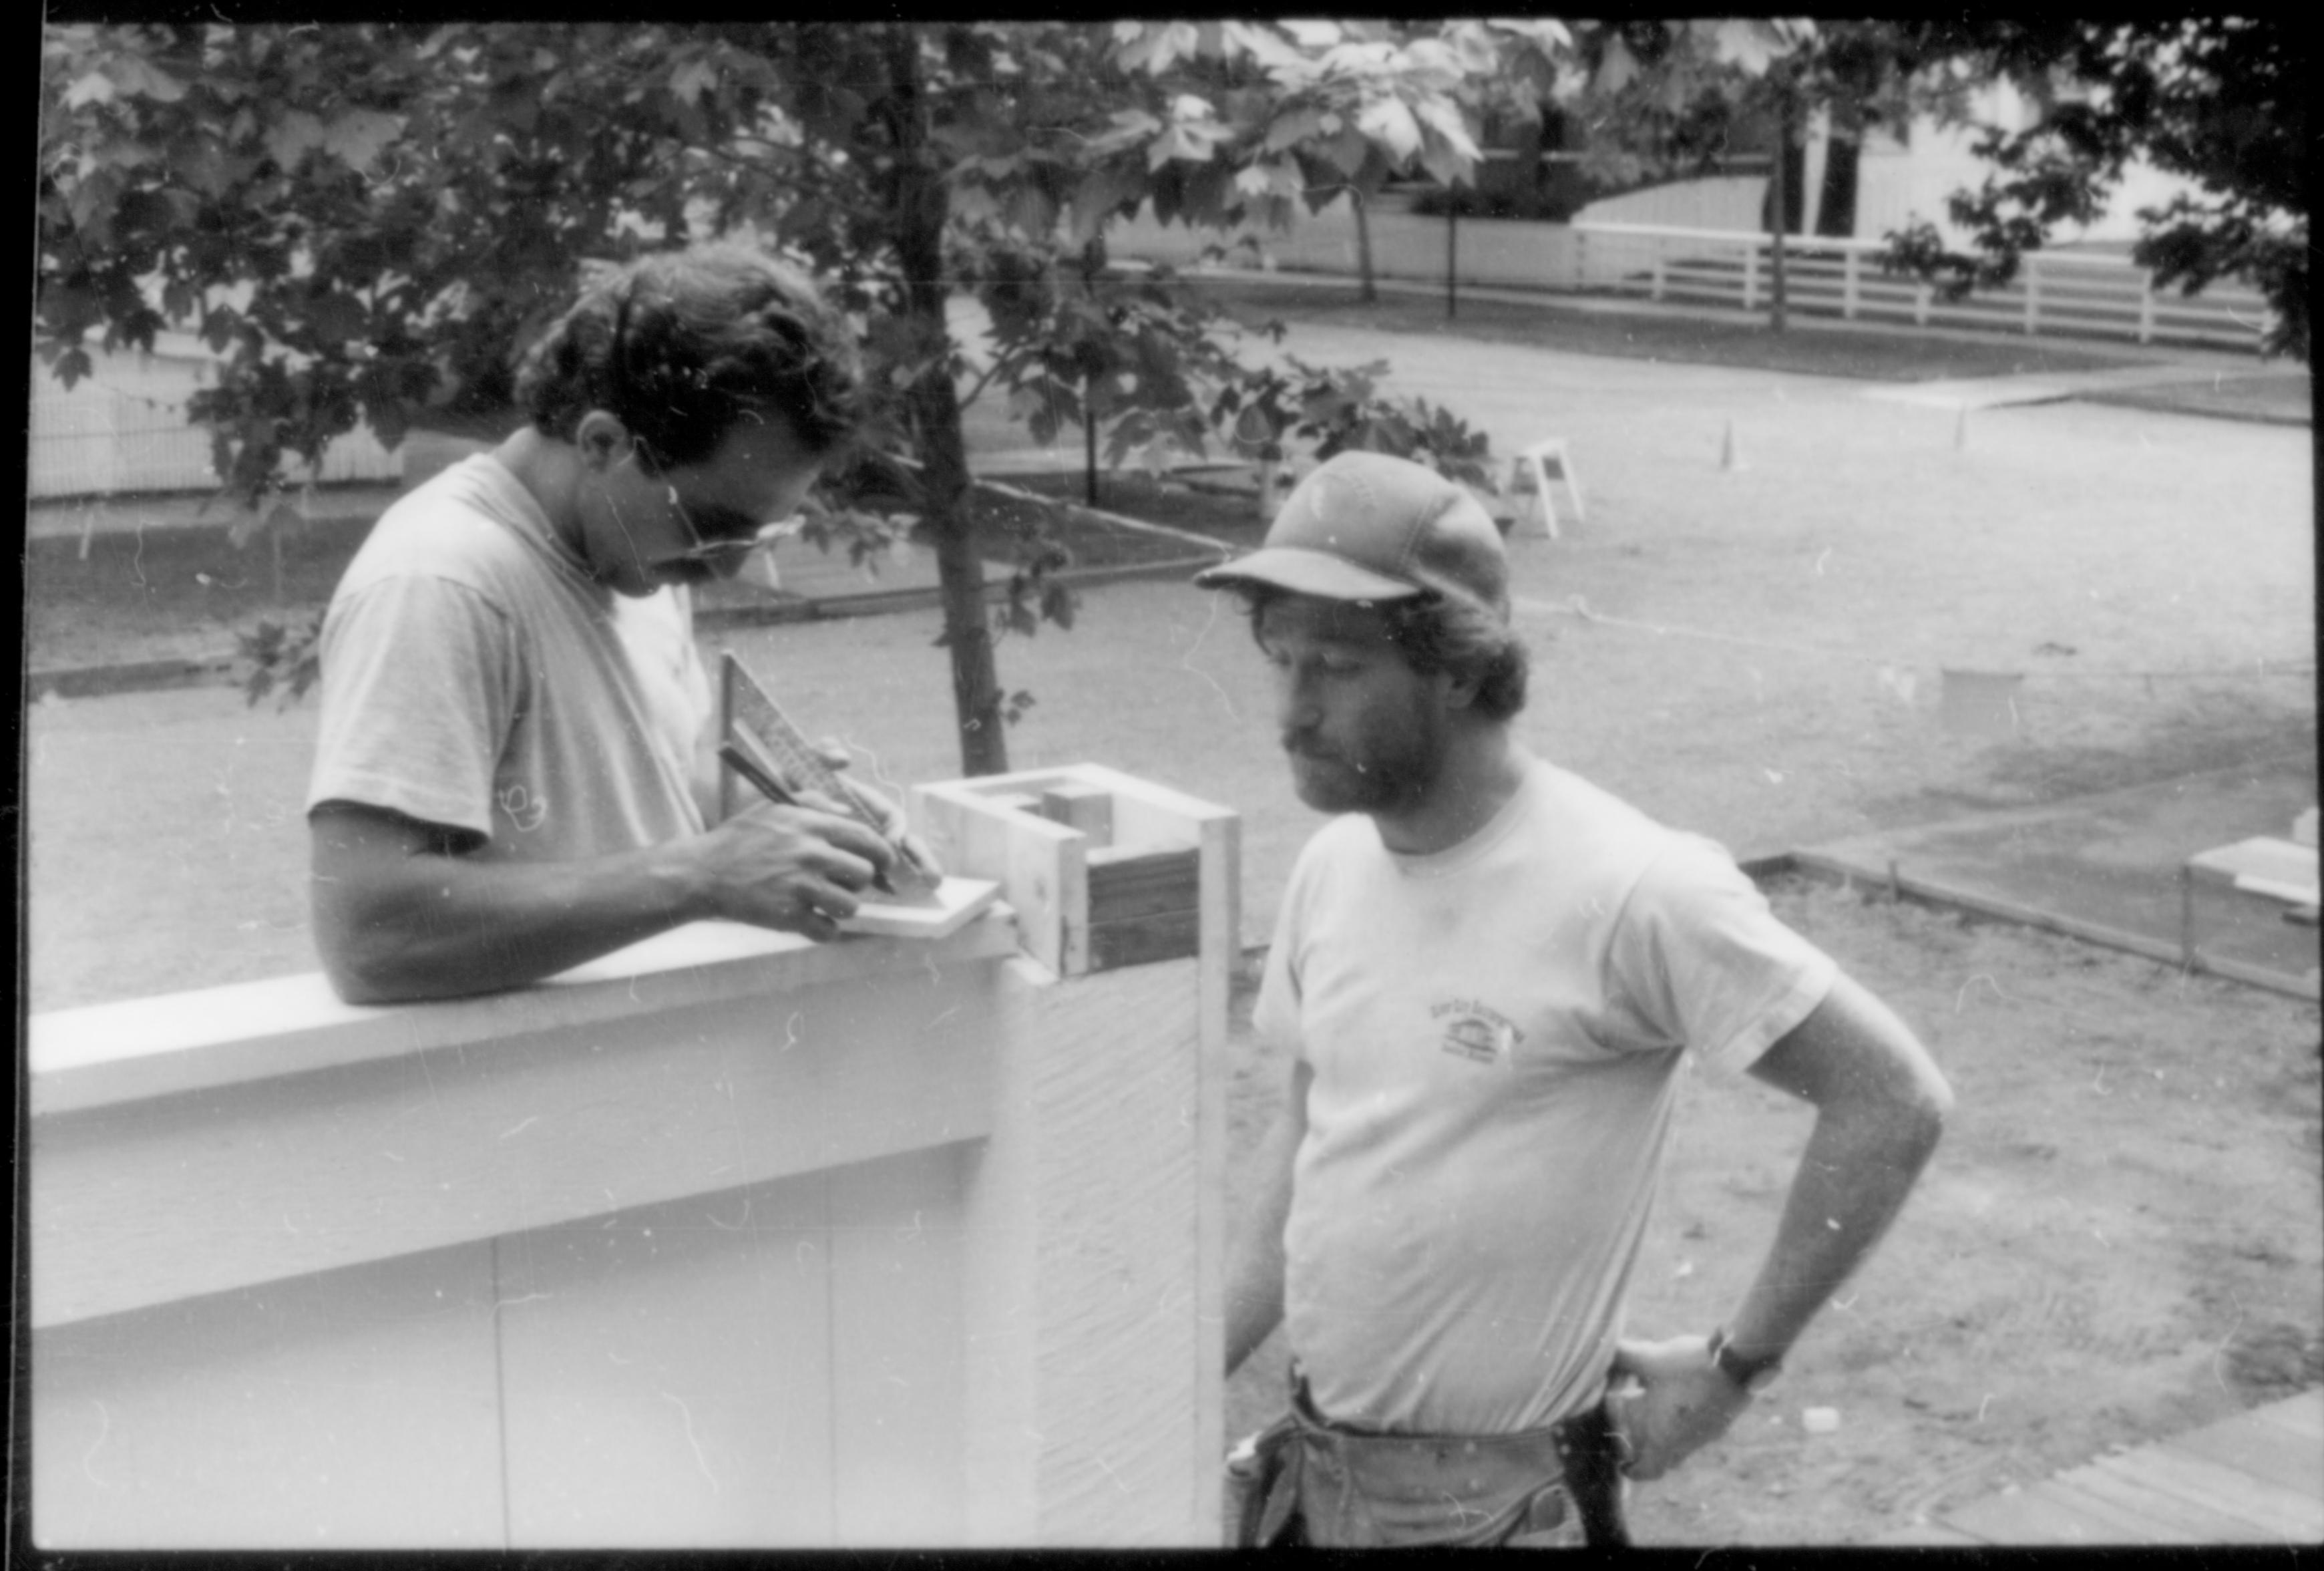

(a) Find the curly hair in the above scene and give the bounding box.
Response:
[1241,584,1531,721]
[514,243,865,470]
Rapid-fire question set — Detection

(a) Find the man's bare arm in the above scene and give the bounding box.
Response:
[309,798,899,1005]
[1611,973,1952,1479]
[1225,1057,1311,1377]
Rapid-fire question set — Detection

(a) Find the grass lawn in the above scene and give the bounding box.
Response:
[23,474,1241,679]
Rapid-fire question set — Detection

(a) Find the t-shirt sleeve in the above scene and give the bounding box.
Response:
[305,572,518,842]
[1604,836,1838,1073]
[1251,854,1313,1063]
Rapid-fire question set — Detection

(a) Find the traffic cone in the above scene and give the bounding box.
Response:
[1720,419,1746,471]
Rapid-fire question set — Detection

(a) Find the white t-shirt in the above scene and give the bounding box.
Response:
[1255,757,1836,1435]
[306,454,710,864]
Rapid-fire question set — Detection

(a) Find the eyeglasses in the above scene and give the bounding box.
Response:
[665,485,803,564]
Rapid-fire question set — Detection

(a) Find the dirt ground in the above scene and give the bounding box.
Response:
[1221,873,2322,1546]
[22,300,2319,1546]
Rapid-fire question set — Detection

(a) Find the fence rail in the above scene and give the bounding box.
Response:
[28,351,405,501]
[1571,222,2271,353]
[1109,202,2271,357]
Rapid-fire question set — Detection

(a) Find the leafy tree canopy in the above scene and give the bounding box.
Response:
[1885,17,2307,361]
[38,20,1572,770]
[1557,18,2305,358]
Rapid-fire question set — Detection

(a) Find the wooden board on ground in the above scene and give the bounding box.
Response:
[1943,1479,2167,1545]
[2050,1461,2278,1542]
[2167,1409,2324,1496]
[2090,1444,2324,1540]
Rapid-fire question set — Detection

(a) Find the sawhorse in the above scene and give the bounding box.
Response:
[1506,438,1584,539]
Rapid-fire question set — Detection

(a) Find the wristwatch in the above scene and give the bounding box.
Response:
[1707,1327,1784,1395]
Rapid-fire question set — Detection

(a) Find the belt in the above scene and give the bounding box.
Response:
[1231,1379,1632,1548]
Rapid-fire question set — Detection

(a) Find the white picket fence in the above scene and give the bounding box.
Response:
[1569,222,2271,353]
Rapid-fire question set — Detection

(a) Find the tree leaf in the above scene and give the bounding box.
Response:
[668,57,719,106]
[110,54,189,102]
[1593,33,1639,96]
[304,291,369,344]
[1708,19,1781,76]
[1355,94,1422,163]
[264,110,327,172]
[1262,106,1328,154]
[1227,22,1312,77]
[321,110,406,173]
[63,71,116,110]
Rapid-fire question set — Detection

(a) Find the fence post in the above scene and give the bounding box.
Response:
[1444,205,1458,321]
[1841,248,1860,319]
[2138,273,2155,344]
[2023,260,2040,336]
[1915,282,1931,326]
[1650,246,1666,301]
[1742,239,1759,311]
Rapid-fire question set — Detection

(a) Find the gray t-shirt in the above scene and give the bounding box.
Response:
[307,454,709,864]
[1255,758,1836,1434]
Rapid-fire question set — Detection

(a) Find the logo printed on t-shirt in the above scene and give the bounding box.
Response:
[498,782,550,832]
[1430,998,1522,1065]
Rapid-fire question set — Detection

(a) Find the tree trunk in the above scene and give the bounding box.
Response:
[1354,189,1377,304]
[887,33,1010,777]
[1444,200,1459,320]
[1079,236,1103,508]
[1816,130,1860,238]
[1768,83,1792,335]
[1083,389,1099,508]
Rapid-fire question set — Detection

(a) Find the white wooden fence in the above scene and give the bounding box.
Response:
[28,339,405,500]
[28,763,1235,1551]
[1106,200,2269,356]
[1558,222,2265,353]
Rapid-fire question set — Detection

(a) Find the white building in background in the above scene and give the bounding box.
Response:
[1842,75,2202,251]
[1579,74,2206,246]
[28,331,403,501]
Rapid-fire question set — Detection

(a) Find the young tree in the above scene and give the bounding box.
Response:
[37,20,1571,773]
[1568,20,1913,334]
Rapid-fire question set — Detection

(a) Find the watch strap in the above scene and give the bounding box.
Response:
[1708,1326,1784,1393]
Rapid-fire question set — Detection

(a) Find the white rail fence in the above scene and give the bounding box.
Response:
[29,215,2272,508]
[1107,200,2269,357]
[1570,222,2271,353]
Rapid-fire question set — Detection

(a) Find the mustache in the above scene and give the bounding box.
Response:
[1282,736,1371,773]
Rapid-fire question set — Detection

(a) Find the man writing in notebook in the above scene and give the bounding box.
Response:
[307,243,928,1003]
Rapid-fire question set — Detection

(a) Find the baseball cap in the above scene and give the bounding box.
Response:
[1192,450,1509,615]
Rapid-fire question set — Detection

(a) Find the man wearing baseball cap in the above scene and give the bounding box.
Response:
[1198,451,1953,1548]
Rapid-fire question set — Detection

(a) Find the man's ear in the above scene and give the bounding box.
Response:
[574,409,632,473]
